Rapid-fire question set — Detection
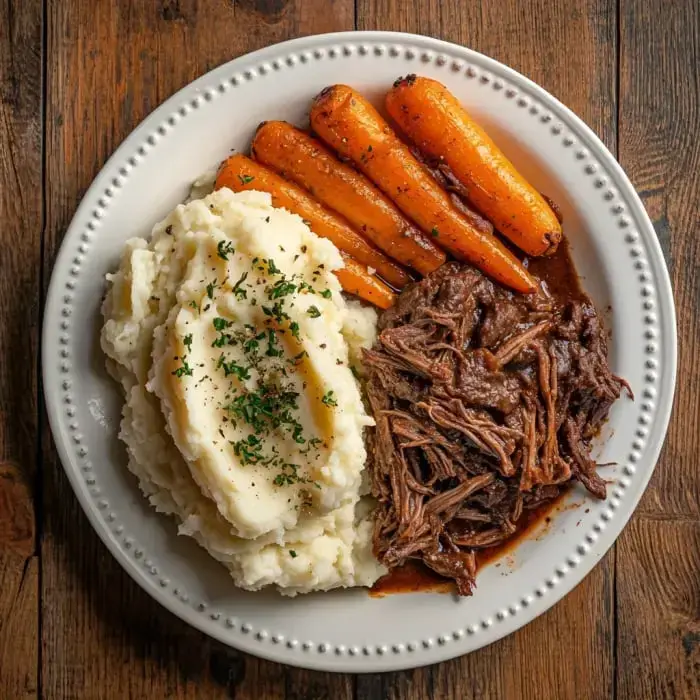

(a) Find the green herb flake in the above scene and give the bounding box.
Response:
[172,359,193,378]
[321,390,338,407]
[265,330,284,358]
[238,174,255,185]
[288,350,308,367]
[232,434,264,464]
[268,278,297,300]
[217,240,235,260]
[291,424,305,444]
[217,354,251,381]
[290,550,298,558]
[231,271,249,300]
[431,226,439,238]
[307,305,321,318]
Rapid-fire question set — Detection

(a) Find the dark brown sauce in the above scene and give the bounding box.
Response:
[371,238,584,597]
[371,490,568,596]
[523,237,586,303]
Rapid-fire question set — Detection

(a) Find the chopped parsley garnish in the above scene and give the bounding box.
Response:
[183,334,193,352]
[273,462,308,487]
[265,329,284,358]
[232,434,264,464]
[268,279,297,299]
[231,271,248,300]
[212,334,231,348]
[292,424,305,444]
[172,358,193,378]
[224,384,301,435]
[431,226,439,238]
[238,174,255,185]
[262,301,291,325]
[321,390,338,407]
[290,550,298,558]
[188,300,199,310]
[206,263,327,487]
[212,317,235,348]
[217,354,251,381]
[319,289,332,299]
[217,240,235,260]
[287,350,307,367]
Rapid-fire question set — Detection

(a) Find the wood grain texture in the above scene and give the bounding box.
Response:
[618,0,700,519]
[41,1,352,698]
[9,0,695,698]
[0,0,42,697]
[356,2,617,698]
[616,519,700,699]
[616,1,700,697]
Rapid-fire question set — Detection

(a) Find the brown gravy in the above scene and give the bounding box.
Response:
[371,238,585,597]
[524,237,585,302]
[371,490,567,596]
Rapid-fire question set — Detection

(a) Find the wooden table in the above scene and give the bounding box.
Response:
[1,1,698,698]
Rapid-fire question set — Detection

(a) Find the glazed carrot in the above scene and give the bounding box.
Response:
[215,154,411,290]
[252,121,446,276]
[386,75,562,257]
[310,85,535,294]
[336,253,397,309]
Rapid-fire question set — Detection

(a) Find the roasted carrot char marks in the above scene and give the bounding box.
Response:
[386,75,562,257]
[310,84,536,294]
[252,121,446,276]
[214,154,400,308]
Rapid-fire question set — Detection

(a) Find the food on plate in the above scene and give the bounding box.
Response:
[251,120,446,275]
[335,253,397,310]
[386,75,562,257]
[215,154,410,294]
[101,187,386,594]
[310,84,536,293]
[102,75,629,598]
[363,255,629,594]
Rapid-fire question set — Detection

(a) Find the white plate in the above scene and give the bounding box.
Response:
[43,32,676,672]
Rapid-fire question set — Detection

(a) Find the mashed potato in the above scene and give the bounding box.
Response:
[101,188,385,594]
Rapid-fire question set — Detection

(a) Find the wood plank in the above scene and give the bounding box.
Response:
[617,1,699,697]
[618,0,700,519]
[616,518,700,699]
[41,1,353,698]
[0,465,39,698]
[356,2,617,698]
[0,0,43,697]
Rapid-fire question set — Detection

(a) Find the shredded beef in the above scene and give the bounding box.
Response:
[364,262,630,595]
